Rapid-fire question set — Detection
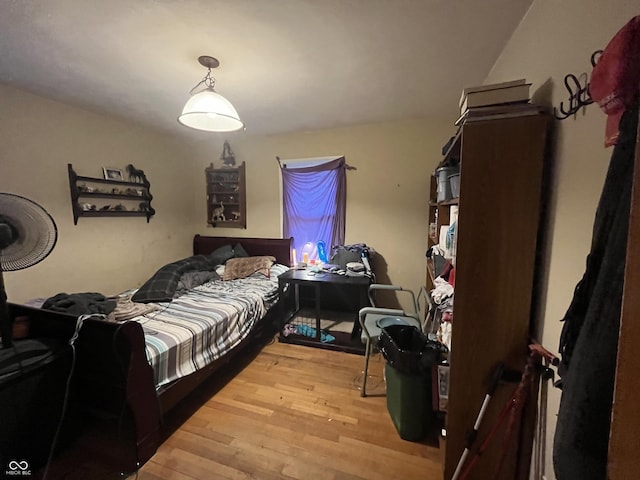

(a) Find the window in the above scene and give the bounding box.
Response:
[280,156,347,263]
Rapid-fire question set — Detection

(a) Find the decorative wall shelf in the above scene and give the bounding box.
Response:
[205,161,246,228]
[67,163,155,224]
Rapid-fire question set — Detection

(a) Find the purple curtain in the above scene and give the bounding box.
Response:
[281,157,346,261]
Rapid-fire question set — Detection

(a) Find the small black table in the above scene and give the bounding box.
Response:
[277,268,371,354]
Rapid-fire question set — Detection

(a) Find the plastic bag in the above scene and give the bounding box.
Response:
[378,325,447,374]
[330,243,373,268]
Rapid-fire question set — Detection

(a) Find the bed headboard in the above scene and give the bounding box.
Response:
[192,235,293,267]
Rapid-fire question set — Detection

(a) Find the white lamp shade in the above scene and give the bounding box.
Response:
[178,89,244,132]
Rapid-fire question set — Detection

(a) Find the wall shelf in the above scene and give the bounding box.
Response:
[67,163,155,225]
[205,162,246,228]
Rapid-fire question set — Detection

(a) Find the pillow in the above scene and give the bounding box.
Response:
[206,244,235,267]
[222,256,276,281]
[176,270,219,294]
[233,242,250,258]
[270,263,290,278]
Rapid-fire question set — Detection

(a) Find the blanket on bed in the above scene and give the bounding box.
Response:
[133,254,223,303]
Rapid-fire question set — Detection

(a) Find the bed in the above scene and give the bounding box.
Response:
[7,235,293,472]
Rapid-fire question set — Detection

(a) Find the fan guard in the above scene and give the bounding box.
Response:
[0,193,58,271]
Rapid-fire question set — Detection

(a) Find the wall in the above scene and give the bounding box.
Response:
[190,119,453,309]
[485,3,638,479]
[0,84,198,303]
[1,81,452,313]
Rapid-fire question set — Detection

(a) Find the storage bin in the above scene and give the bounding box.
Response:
[448,173,460,198]
[436,167,457,202]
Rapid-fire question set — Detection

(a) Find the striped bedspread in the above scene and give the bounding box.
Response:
[133,264,289,389]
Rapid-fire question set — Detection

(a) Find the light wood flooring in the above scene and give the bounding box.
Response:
[41,336,443,479]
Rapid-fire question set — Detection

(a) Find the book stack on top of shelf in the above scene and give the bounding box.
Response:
[456,78,544,125]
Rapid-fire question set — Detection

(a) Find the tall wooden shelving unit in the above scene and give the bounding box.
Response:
[427,130,461,290]
[433,113,549,480]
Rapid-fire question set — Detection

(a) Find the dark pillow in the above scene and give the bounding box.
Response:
[233,242,250,258]
[206,244,235,267]
[175,270,219,296]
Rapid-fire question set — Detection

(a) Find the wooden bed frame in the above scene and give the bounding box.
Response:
[7,235,293,473]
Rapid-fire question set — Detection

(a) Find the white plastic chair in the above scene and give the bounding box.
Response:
[358,284,421,397]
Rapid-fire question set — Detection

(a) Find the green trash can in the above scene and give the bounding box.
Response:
[385,363,432,441]
[379,325,444,441]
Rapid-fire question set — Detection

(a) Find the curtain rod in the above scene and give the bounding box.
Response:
[275,156,356,170]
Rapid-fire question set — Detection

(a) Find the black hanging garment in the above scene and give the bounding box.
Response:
[553,102,638,479]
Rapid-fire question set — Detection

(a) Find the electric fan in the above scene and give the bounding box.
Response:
[0,193,58,348]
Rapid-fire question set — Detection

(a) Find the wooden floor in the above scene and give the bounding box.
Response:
[40,335,443,479]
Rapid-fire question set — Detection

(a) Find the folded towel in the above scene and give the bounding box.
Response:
[295,324,335,343]
[111,295,160,321]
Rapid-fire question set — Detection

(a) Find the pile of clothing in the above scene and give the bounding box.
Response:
[425,245,455,351]
[42,292,159,322]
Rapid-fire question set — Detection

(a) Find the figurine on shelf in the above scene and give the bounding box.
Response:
[126,164,146,183]
[220,140,236,167]
[139,202,156,215]
[231,211,240,221]
[211,202,225,222]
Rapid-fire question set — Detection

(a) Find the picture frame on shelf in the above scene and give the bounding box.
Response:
[103,167,124,181]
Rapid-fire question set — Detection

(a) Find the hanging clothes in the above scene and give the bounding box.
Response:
[553,102,638,480]
[554,16,640,478]
[589,15,640,147]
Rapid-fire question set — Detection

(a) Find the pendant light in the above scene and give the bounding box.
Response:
[178,55,244,132]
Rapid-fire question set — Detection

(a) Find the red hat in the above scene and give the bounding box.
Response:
[589,16,640,147]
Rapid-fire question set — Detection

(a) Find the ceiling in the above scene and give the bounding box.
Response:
[0,0,533,138]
